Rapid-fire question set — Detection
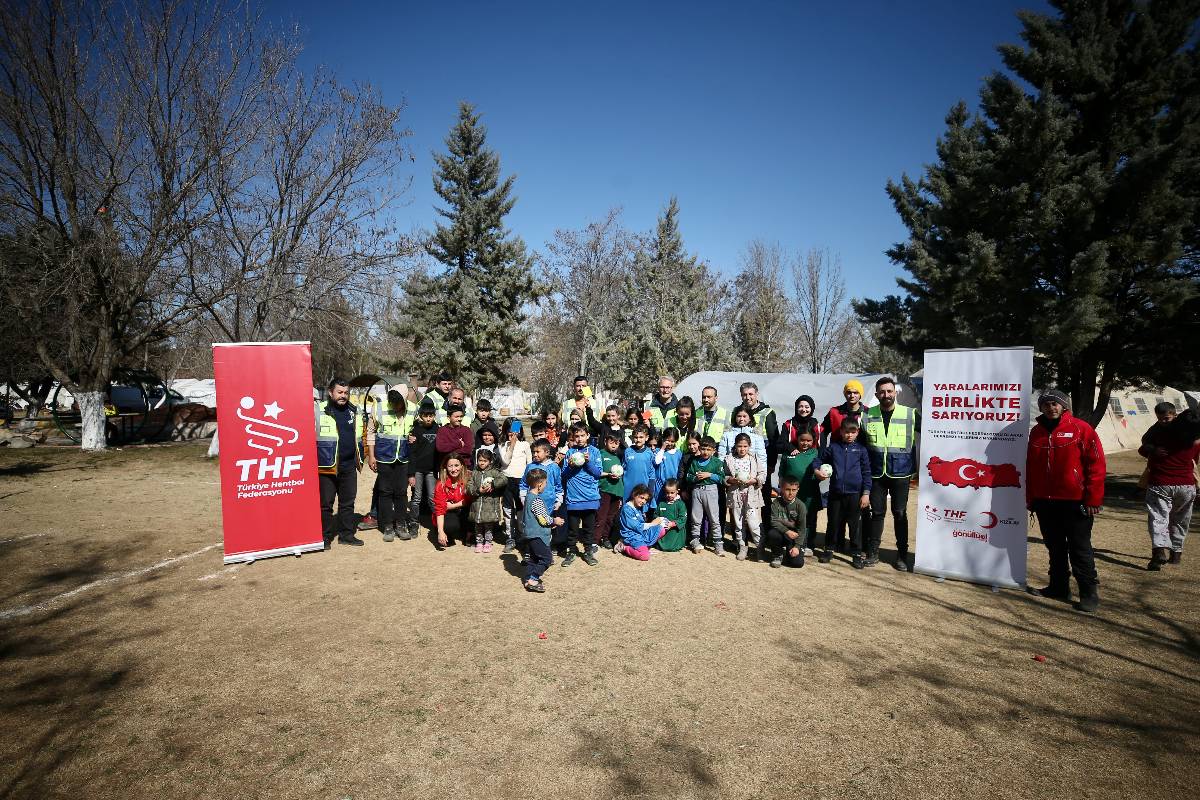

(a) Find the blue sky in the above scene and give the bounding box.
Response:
[262,0,1048,302]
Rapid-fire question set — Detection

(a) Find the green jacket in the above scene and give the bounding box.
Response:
[687,455,724,487]
[599,450,624,498]
[771,496,807,543]
[656,497,688,551]
[467,467,507,524]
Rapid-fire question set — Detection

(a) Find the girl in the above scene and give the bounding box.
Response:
[541,410,565,448]
[718,406,768,463]
[723,432,766,560]
[624,407,642,433]
[432,455,471,550]
[779,428,823,554]
[467,449,507,553]
[475,422,506,469]
[615,484,672,561]
[621,425,656,504]
[652,428,683,511]
[500,418,532,553]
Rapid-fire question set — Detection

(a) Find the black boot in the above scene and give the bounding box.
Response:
[1147,547,1170,571]
[1029,582,1071,602]
[1074,585,1099,614]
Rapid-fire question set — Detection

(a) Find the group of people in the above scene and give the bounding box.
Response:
[316,373,924,593]
[313,370,1200,613]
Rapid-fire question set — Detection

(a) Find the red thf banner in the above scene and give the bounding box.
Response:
[212,342,323,563]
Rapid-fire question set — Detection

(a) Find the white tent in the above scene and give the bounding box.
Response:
[674,371,916,418]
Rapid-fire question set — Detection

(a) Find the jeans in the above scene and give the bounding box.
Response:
[596,493,622,546]
[1033,499,1098,592]
[869,476,911,556]
[376,461,409,531]
[1146,484,1195,552]
[319,466,358,542]
[409,470,438,524]
[525,537,552,581]
[503,479,524,543]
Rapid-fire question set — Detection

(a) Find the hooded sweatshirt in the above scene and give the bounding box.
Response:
[718,425,767,463]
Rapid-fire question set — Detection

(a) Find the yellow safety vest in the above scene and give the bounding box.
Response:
[864,404,916,478]
[748,404,774,438]
[314,402,364,471]
[696,405,729,442]
[648,399,678,431]
[374,405,414,464]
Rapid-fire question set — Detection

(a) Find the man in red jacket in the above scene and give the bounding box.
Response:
[1026,389,1106,613]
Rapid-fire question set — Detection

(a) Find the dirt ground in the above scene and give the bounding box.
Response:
[1,443,1197,800]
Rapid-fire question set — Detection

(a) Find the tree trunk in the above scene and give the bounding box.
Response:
[76,390,108,451]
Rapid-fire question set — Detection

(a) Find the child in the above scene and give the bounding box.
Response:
[817,418,872,567]
[521,468,563,592]
[475,421,505,467]
[652,428,683,510]
[656,478,688,552]
[779,428,822,554]
[541,410,564,448]
[467,448,507,553]
[500,418,532,553]
[597,404,626,453]
[723,432,766,560]
[470,398,495,438]
[520,438,565,560]
[624,407,643,432]
[432,455,471,550]
[687,436,724,554]
[621,424,656,503]
[406,401,441,539]
[718,406,768,463]
[616,484,672,561]
[435,405,474,467]
[768,475,807,568]
[560,423,604,567]
[596,431,626,549]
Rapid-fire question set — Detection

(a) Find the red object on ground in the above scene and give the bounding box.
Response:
[1033,655,1046,663]
[537,632,547,640]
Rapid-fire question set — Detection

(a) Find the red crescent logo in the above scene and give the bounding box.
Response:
[980,511,998,529]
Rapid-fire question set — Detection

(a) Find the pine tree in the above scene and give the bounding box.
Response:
[389,102,543,391]
[607,198,731,396]
[877,0,1200,423]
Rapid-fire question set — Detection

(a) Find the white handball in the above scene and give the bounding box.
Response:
[481,476,493,490]
[735,469,750,482]
[817,464,833,479]
[609,464,624,478]
[569,452,586,467]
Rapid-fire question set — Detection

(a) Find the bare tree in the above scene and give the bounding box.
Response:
[0,0,286,449]
[793,248,858,372]
[542,208,637,385]
[730,239,797,371]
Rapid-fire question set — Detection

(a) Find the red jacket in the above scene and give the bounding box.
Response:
[433,479,470,518]
[1026,411,1106,507]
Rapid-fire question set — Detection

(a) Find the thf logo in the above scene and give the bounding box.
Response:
[232,395,303,481]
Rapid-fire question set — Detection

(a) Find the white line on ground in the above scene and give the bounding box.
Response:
[0,533,50,545]
[197,564,241,582]
[0,543,220,621]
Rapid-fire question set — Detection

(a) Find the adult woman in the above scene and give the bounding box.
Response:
[433,455,471,549]
[775,394,822,458]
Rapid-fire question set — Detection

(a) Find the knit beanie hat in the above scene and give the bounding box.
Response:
[844,379,865,395]
[1037,389,1071,409]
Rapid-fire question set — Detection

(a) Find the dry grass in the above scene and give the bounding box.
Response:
[0,444,1196,799]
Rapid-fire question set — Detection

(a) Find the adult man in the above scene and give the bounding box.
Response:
[315,377,365,548]
[1139,404,1200,569]
[647,376,679,433]
[366,389,414,542]
[864,377,919,570]
[696,386,728,442]
[740,381,779,514]
[821,380,871,448]
[561,375,600,429]
[438,387,474,427]
[1027,389,1106,613]
[423,372,453,411]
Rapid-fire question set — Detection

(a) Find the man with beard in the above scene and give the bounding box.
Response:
[315,377,365,549]
[740,381,779,523]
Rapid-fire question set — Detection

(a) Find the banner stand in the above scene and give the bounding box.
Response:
[223,542,326,565]
[213,341,325,563]
[913,346,1034,590]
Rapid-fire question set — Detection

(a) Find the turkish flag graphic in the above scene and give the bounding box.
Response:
[926,456,1021,489]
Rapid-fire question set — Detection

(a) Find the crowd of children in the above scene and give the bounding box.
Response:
[363,374,917,594]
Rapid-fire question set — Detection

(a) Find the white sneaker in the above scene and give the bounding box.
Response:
[803,547,813,557]
[736,545,749,561]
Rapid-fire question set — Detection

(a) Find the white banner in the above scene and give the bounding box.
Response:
[914,347,1034,588]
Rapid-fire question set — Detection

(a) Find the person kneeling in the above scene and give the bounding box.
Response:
[767,476,807,568]
[615,484,673,561]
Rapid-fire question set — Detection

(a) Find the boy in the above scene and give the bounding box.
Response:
[768,476,807,568]
[621,424,656,501]
[723,432,766,560]
[435,404,474,467]
[656,478,688,552]
[818,418,872,568]
[406,401,441,539]
[520,438,565,560]
[596,431,626,548]
[467,448,507,553]
[615,484,672,561]
[779,428,822,554]
[687,436,725,554]
[522,468,563,592]
[561,423,604,567]
[470,398,495,438]
[596,404,627,453]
